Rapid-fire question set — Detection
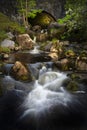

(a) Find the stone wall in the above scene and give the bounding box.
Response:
[0,0,65,19]
[36,0,65,19]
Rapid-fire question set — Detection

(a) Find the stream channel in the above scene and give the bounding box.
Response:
[0,43,87,130]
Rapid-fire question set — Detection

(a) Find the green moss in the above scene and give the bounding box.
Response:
[0,31,8,42]
[67,81,78,92]
[20,75,29,81]
[29,11,56,28]
[0,12,25,42]
[0,47,11,53]
[40,42,48,50]
[52,38,58,43]
[70,73,80,80]
[65,49,75,58]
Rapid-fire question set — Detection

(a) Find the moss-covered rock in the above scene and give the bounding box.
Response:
[65,49,76,58]
[67,81,79,92]
[75,51,87,71]
[10,61,34,82]
[0,46,11,53]
[28,11,56,28]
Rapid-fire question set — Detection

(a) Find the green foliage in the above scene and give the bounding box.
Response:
[52,38,58,43]
[0,31,8,42]
[0,47,11,53]
[17,0,36,26]
[28,9,42,18]
[0,12,25,42]
[58,14,72,24]
[17,0,36,10]
[9,22,25,34]
[58,0,87,41]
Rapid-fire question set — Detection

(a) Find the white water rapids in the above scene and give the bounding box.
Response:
[21,70,72,118]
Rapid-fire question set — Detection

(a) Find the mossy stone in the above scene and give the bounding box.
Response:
[67,81,78,92]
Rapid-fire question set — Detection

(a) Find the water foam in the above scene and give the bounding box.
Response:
[21,71,72,118]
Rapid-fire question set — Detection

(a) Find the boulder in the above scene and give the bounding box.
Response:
[67,81,79,92]
[76,60,87,71]
[10,61,33,82]
[75,55,87,71]
[36,33,48,42]
[32,25,41,32]
[65,50,76,58]
[16,34,34,50]
[0,39,15,49]
[48,22,66,39]
[55,58,69,71]
[48,52,58,61]
[48,44,59,61]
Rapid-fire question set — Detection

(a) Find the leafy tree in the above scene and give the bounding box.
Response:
[17,0,36,28]
[58,0,87,41]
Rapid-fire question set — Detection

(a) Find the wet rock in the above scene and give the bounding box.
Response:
[62,41,69,46]
[60,58,69,70]
[0,39,15,49]
[36,33,48,42]
[65,49,76,58]
[75,53,87,71]
[76,60,87,71]
[32,25,41,32]
[67,81,79,92]
[2,53,9,60]
[55,57,76,71]
[10,61,33,82]
[48,43,60,61]
[1,76,15,94]
[49,52,58,61]
[16,34,34,50]
[55,58,69,71]
[44,42,52,51]
[48,22,66,30]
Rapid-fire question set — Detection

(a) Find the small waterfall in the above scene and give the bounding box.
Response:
[30,36,42,54]
[29,45,40,54]
[33,36,37,43]
[1,61,87,130]
[21,70,71,118]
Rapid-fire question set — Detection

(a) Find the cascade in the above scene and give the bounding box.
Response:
[0,62,87,130]
[21,70,69,118]
[29,45,40,54]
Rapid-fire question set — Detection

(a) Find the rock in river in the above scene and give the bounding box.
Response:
[10,61,33,82]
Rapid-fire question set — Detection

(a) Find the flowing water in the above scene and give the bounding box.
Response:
[20,70,70,118]
[0,41,87,130]
[29,45,41,54]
